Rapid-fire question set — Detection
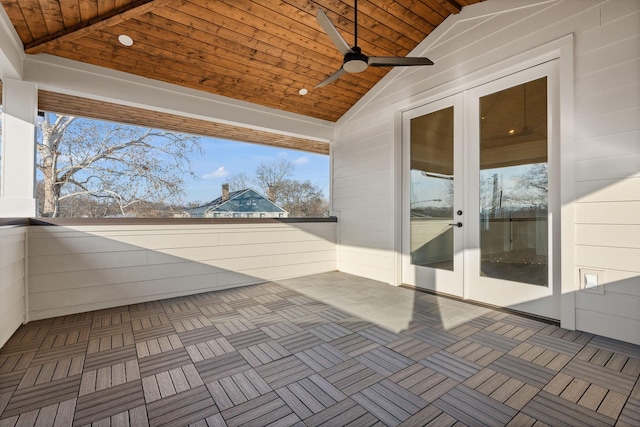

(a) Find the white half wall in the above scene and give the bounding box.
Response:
[27,221,336,321]
[0,225,26,348]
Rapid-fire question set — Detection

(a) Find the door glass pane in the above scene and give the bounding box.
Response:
[479,77,548,285]
[410,107,454,270]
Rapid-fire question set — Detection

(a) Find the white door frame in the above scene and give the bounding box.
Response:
[394,36,574,326]
[401,93,465,297]
[464,60,561,320]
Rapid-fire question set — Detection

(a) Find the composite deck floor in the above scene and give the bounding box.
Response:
[1,272,639,427]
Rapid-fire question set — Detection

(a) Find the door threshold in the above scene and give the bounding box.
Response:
[399,284,560,326]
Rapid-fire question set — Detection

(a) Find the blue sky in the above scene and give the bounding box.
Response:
[185,137,330,204]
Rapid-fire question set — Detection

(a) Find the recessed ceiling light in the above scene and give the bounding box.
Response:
[298,88,308,96]
[118,35,134,47]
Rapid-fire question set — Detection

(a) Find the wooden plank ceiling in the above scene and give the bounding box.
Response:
[2,0,484,123]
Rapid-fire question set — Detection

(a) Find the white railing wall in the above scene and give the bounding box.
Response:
[26,219,336,321]
[0,222,26,347]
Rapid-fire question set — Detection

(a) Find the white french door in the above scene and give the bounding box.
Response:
[402,61,560,319]
[401,94,465,297]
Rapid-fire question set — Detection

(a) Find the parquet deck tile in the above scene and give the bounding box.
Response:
[237,304,273,319]
[275,303,314,322]
[249,312,289,329]
[213,318,257,337]
[225,328,270,349]
[178,326,222,347]
[320,359,384,395]
[137,347,191,378]
[309,322,352,342]
[331,333,381,357]
[73,380,144,426]
[263,299,297,311]
[206,368,271,410]
[589,335,640,359]
[356,346,413,377]
[561,357,637,395]
[466,330,520,353]
[461,315,496,330]
[316,307,351,321]
[1,272,639,426]
[434,384,518,427]
[37,336,88,359]
[352,379,427,425]
[194,351,251,383]
[489,353,556,389]
[254,355,314,389]
[277,331,325,353]
[618,396,640,427]
[141,363,202,402]
[197,302,236,318]
[260,320,304,339]
[136,334,184,358]
[132,324,176,343]
[79,358,140,396]
[303,398,380,427]
[421,351,482,382]
[172,316,214,334]
[83,344,136,371]
[521,390,615,427]
[0,371,23,395]
[2,375,81,418]
[339,318,374,331]
[185,337,235,363]
[221,391,300,427]
[500,314,549,331]
[397,404,455,427]
[147,385,218,427]
[275,375,346,420]
[226,298,260,310]
[239,340,291,367]
[526,332,584,356]
[358,326,403,345]
[295,343,350,372]
[410,327,460,349]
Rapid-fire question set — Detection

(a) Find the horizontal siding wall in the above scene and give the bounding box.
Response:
[0,225,26,348]
[573,0,640,345]
[333,0,640,344]
[333,124,396,284]
[27,222,336,320]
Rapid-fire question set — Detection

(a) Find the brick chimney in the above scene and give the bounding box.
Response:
[267,185,276,202]
[221,183,229,202]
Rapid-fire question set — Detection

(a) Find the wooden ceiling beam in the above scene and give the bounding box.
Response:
[24,0,178,54]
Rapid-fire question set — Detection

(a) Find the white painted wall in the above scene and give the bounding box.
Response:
[572,0,640,344]
[334,0,640,344]
[27,221,336,320]
[0,225,26,348]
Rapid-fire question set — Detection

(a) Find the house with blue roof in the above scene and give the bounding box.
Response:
[184,184,288,219]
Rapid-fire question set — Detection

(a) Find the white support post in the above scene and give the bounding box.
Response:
[0,78,38,217]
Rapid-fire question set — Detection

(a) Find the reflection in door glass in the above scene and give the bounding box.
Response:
[410,107,454,270]
[479,77,548,286]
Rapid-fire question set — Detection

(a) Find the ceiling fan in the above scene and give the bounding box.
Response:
[315,0,434,88]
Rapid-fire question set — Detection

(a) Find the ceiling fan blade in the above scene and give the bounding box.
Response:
[369,56,434,67]
[315,67,347,88]
[317,8,353,56]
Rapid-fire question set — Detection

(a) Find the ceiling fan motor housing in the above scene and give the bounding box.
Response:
[343,47,369,73]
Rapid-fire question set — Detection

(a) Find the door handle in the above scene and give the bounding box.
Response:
[449,222,463,228]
